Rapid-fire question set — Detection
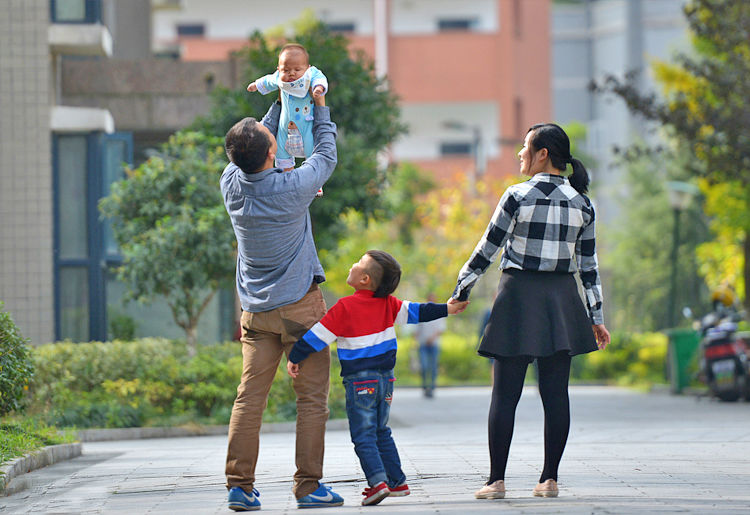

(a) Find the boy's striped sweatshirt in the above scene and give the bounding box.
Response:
[288,289,448,376]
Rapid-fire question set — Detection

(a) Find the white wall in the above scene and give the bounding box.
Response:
[152,0,498,42]
[392,101,499,161]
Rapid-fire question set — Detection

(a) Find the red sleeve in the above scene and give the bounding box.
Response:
[318,299,346,334]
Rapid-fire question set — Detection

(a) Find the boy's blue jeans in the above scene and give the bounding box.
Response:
[342,369,406,488]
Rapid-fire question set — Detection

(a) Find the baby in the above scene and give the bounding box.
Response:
[247,44,328,173]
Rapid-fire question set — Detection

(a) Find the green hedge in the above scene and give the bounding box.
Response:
[27,330,668,429]
[29,339,345,429]
[0,302,34,417]
[573,331,668,386]
[395,330,668,388]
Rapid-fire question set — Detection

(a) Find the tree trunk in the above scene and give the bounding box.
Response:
[185,324,198,357]
[744,229,750,314]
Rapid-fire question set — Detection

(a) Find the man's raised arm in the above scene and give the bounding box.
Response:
[296,95,337,196]
[261,100,282,136]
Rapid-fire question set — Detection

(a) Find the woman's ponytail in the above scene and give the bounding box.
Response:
[528,123,590,196]
[568,157,589,195]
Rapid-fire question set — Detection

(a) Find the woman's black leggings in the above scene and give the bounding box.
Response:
[487,351,571,484]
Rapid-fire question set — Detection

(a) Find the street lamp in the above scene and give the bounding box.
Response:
[443,120,486,193]
[666,180,699,328]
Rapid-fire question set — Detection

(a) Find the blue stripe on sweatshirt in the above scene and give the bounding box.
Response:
[338,338,397,361]
[407,302,420,323]
[301,331,329,352]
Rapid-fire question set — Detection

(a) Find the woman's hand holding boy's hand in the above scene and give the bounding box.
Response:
[246,81,258,93]
[287,361,300,378]
[447,298,469,315]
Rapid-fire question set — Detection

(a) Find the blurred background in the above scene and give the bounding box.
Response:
[2,0,749,429]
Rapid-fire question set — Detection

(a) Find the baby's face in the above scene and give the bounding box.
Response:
[278,50,309,83]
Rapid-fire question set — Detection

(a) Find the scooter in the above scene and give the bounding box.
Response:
[698,310,750,402]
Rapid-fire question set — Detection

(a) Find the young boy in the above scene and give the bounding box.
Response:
[287,250,468,506]
[247,43,328,172]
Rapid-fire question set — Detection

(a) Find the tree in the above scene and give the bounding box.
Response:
[99,132,235,352]
[604,145,711,331]
[191,11,406,250]
[591,0,750,311]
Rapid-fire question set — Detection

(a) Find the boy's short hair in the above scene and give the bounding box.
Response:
[365,250,402,298]
[225,117,270,174]
[280,43,309,63]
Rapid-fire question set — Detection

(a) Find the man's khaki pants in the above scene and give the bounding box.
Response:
[225,283,330,499]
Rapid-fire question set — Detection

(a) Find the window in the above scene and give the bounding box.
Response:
[50,0,101,24]
[326,22,356,33]
[440,142,472,156]
[53,132,132,342]
[176,23,205,37]
[438,18,477,31]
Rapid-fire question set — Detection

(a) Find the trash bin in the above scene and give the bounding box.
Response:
[666,328,701,394]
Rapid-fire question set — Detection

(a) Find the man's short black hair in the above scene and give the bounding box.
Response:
[225,117,271,173]
[365,250,402,298]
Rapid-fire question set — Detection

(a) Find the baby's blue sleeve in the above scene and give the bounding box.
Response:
[309,66,328,95]
[255,71,280,95]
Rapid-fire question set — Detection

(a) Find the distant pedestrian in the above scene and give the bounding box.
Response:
[450,123,610,499]
[287,250,468,506]
[416,293,445,398]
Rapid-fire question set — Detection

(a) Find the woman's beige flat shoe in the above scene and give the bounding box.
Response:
[533,479,559,497]
[475,480,505,499]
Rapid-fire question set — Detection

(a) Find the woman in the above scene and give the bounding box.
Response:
[450,123,611,499]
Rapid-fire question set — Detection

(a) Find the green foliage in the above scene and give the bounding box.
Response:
[28,339,345,429]
[0,302,34,417]
[109,312,136,341]
[695,179,747,299]
[574,331,669,387]
[190,14,406,250]
[592,0,750,311]
[0,418,75,466]
[99,132,235,349]
[604,146,711,331]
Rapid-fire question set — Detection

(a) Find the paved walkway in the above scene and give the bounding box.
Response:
[2,386,750,514]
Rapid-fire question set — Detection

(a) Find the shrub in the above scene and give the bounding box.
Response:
[0,302,34,416]
[574,331,668,386]
[29,339,346,429]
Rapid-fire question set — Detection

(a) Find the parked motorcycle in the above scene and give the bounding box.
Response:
[698,310,750,402]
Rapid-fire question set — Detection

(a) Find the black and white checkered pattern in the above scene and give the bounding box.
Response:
[453,173,604,324]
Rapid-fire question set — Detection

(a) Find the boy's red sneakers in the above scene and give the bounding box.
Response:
[389,483,410,497]
[361,481,390,506]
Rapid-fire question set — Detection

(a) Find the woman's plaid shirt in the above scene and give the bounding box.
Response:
[454,173,604,325]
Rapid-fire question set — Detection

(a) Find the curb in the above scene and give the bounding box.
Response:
[0,443,82,496]
[78,418,349,442]
[0,419,349,496]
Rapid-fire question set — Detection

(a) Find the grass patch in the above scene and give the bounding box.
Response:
[0,418,76,468]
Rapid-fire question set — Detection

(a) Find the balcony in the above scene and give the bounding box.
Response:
[49,0,112,56]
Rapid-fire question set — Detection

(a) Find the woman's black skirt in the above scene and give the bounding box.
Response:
[478,268,598,359]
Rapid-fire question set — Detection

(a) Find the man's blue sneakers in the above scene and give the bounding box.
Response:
[228,486,261,511]
[297,483,344,509]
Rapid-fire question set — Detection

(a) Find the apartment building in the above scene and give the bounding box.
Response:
[0,0,230,345]
[551,0,688,222]
[152,0,551,182]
